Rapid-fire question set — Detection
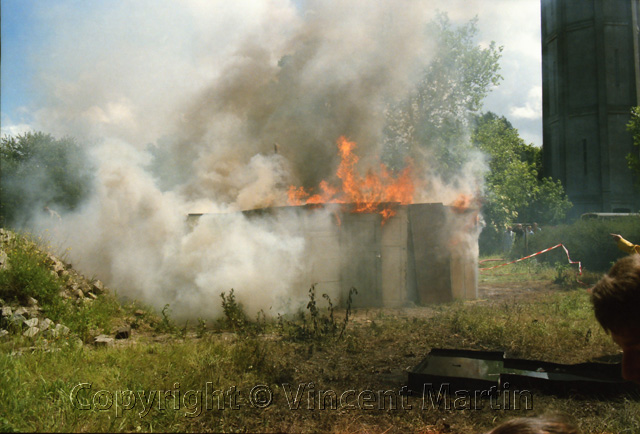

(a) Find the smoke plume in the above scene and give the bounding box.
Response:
[25,0,485,318]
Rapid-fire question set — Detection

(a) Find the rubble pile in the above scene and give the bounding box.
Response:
[0,228,124,350]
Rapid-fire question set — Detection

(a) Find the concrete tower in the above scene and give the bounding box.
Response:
[541,0,640,217]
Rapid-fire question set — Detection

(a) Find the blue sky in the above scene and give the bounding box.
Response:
[1,0,543,145]
[1,0,40,131]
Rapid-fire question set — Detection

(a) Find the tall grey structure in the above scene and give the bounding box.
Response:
[541,0,640,217]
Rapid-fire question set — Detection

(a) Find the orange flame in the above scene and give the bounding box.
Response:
[449,193,475,214]
[450,193,480,214]
[287,136,415,223]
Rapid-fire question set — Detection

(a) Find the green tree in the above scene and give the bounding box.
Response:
[472,114,572,253]
[625,106,640,188]
[384,13,503,177]
[0,132,93,227]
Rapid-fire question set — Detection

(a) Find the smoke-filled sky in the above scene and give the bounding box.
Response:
[1,0,542,145]
[0,0,535,318]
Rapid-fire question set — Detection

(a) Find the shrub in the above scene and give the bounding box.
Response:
[525,218,640,271]
[220,289,248,332]
[0,235,62,309]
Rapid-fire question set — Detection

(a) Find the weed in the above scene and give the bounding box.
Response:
[196,318,207,338]
[306,284,319,335]
[179,320,189,338]
[61,293,121,343]
[155,304,176,333]
[321,292,337,336]
[276,285,355,342]
[220,289,248,332]
[554,263,577,287]
[0,234,63,309]
[338,287,358,340]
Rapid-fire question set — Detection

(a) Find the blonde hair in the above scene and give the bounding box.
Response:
[591,254,640,333]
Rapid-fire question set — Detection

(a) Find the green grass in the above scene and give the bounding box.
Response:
[479,254,601,289]
[425,289,614,362]
[0,234,62,307]
[1,231,639,433]
[479,255,558,283]
[1,286,638,433]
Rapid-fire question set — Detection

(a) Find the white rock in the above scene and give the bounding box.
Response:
[92,280,105,294]
[23,318,38,328]
[14,307,27,316]
[0,250,8,270]
[23,326,40,338]
[40,318,54,332]
[55,324,70,336]
[94,335,114,347]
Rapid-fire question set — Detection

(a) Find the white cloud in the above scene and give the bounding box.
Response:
[476,0,543,145]
[510,85,542,120]
[1,112,34,137]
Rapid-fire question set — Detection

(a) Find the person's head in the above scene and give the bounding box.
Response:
[591,254,640,383]
[487,415,580,434]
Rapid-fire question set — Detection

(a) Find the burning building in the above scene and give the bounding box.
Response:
[188,137,479,308]
[188,202,478,308]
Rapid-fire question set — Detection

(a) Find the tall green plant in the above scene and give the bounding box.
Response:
[473,114,572,253]
[383,13,503,176]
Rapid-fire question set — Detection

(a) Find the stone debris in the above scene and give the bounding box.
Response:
[23,326,40,338]
[23,318,38,328]
[27,307,42,318]
[40,318,54,332]
[94,334,115,347]
[10,314,26,329]
[92,280,105,294]
[115,325,131,340]
[0,250,8,271]
[13,307,28,317]
[0,229,118,352]
[55,324,70,336]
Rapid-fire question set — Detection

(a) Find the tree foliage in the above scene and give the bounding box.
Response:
[626,106,640,188]
[384,13,503,176]
[0,132,93,227]
[472,113,572,253]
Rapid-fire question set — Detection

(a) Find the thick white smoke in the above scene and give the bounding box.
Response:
[27,0,486,318]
